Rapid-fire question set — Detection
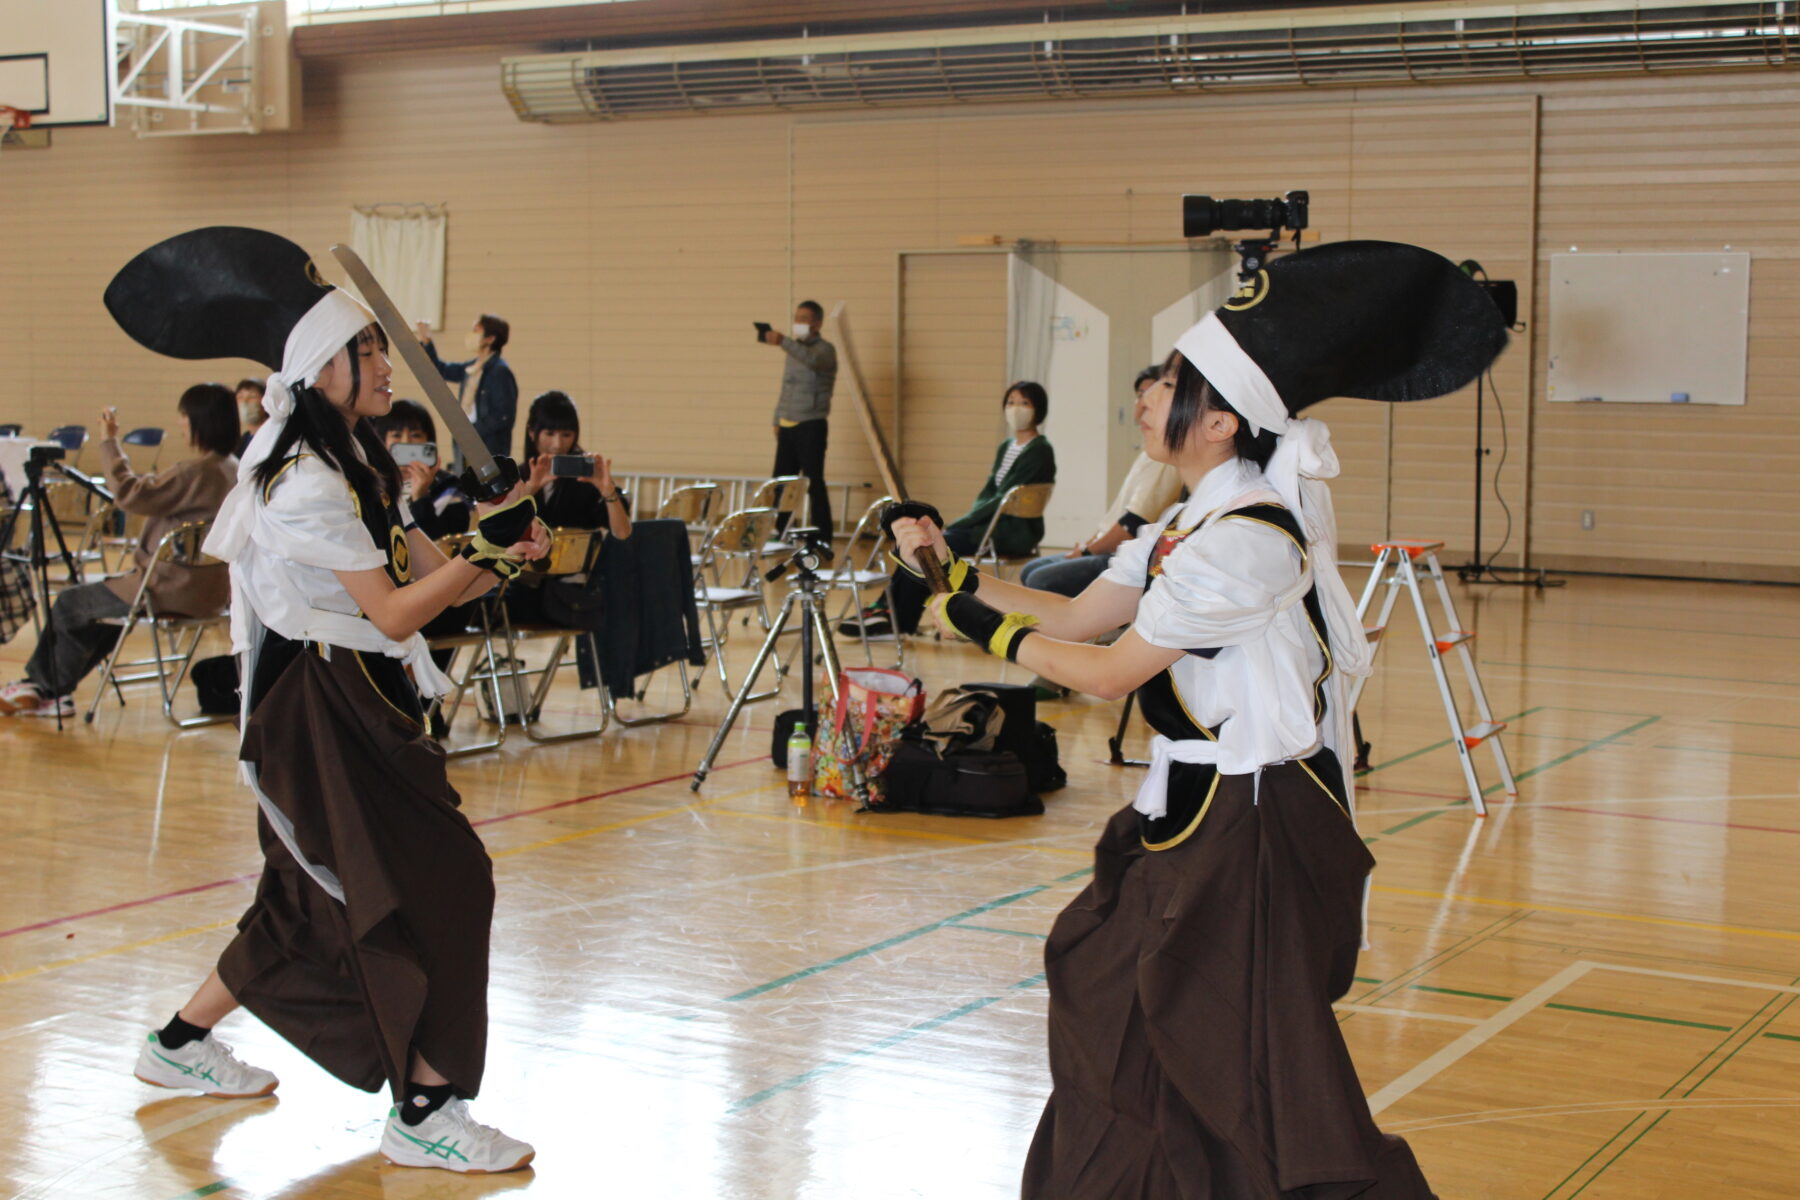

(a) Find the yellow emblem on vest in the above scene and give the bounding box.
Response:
[1223,269,1271,311]
[390,523,411,582]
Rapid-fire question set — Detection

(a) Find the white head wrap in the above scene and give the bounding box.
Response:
[207,289,375,561]
[1171,313,1373,684]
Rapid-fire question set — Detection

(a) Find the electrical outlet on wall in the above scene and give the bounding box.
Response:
[1581,509,1596,531]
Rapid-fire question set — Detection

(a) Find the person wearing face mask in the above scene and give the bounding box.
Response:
[416,314,518,463]
[761,299,837,541]
[235,378,267,458]
[847,380,1055,638]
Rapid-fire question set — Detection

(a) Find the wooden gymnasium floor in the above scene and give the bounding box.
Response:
[0,567,1797,1200]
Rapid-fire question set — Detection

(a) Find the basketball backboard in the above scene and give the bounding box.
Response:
[0,0,109,126]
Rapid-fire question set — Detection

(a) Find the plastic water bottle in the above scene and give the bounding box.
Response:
[787,722,812,803]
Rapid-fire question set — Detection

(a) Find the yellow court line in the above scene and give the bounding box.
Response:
[1374,883,1800,943]
[710,805,1093,855]
[0,918,239,986]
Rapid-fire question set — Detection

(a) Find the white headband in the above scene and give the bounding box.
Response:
[1173,312,1289,438]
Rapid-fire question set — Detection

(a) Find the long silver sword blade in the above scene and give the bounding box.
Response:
[327,244,501,487]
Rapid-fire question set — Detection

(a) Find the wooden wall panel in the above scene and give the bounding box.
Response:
[6,50,1798,577]
[897,254,1008,519]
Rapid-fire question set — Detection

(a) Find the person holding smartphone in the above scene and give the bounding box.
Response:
[372,399,470,541]
[760,300,837,541]
[506,391,631,626]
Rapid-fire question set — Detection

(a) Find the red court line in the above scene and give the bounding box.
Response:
[1541,804,1800,837]
[0,755,770,941]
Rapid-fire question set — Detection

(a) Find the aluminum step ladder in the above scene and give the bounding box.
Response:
[1350,539,1517,816]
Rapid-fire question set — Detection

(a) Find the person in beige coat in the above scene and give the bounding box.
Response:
[0,383,238,718]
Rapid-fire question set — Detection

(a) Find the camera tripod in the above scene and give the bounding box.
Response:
[0,450,94,730]
[691,535,846,792]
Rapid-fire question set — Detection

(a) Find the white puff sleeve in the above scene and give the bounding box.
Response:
[1132,518,1304,652]
[255,457,386,572]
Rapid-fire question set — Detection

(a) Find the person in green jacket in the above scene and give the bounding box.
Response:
[848,381,1055,637]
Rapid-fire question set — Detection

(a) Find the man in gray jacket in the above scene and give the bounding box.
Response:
[762,299,837,541]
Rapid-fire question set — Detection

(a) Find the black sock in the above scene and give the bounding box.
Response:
[401,1081,456,1127]
[158,1013,211,1051]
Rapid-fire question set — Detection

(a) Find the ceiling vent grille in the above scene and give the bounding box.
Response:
[501,1,1796,122]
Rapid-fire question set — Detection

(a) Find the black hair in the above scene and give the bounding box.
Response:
[373,398,436,444]
[1133,363,1162,392]
[178,383,240,458]
[1160,350,1278,469]
[251,325,402,507]
[1003,380,1049,427]
[797,300,824,323]
[477,313,510,356]
[235,378,266,397]
[523,390,583,467]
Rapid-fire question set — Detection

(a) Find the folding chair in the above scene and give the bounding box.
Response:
[824,493,900,666]
[496,527,610,744]
[46,426,88,469]
[84,519,230,729]
[659,481,721,574]
[122,427,165,472]
[0,425,22,437]
[751,474,809,555]
[694,507,779,692]
[422,533,516,757]
[971,482,1055,579]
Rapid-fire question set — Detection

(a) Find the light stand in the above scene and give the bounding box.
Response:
[1452,267,1563,590]
[691,529,849,793]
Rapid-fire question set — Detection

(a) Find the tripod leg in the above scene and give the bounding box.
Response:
[693,592,799,791]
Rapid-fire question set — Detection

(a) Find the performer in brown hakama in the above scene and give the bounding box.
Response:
[888,242,1508,1198]
[105,228,548,1173]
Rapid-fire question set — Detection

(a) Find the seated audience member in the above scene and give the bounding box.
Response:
[504,390,631,627]
[371,399,471,541]
[1017,364,1183,597]
[850,381,1055,637]
[0,386,238,718]
[234,378,266,458]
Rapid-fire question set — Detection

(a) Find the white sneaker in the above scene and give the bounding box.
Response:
[0,681,41,715]
[19,694,73,719]
[381,1099,535,1174]
[133,1031,278,1098]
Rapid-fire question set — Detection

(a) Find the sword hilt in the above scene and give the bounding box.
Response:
[459,455,521,502]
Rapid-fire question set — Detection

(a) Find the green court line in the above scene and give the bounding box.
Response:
[1348,910,1528,1007]
[1654,743,1800,762]
[1566,1111,1672,1200]
[1054,867,1096,884]
[1709,718,1800,731]
[1485,715,1660,794]
[166,1183,234,1200]
[952,923,1048,940]
[1379,810,1445,835]
[1484,660,1800,689]
[1544,1003,1731,1032]
[1354,975,1382,985]
[724,885,1050,1002]
[1410,984,1512,1002]
[728,971,1047,1113]
[1357,706,1542,786]
[1763,1031,1800,1043]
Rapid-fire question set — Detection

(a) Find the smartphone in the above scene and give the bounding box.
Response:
[551,454,595,478]
[390,442,437,467]
[754,321,773,342]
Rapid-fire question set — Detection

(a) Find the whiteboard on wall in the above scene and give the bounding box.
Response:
[1547,252,1749,405]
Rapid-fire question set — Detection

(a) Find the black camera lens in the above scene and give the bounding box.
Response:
[1183,192,1308,237]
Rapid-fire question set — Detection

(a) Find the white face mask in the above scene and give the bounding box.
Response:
[238,400,262,427]
[1004,404,1035,432]
[791,323,813,340]
[463,329,484,355]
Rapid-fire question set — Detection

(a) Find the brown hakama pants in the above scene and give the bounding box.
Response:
[1022,756,1435,1199]
[216,641,494,1100]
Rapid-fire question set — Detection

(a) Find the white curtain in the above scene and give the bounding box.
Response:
[1007,242,1061,386]
[349,204,447,331]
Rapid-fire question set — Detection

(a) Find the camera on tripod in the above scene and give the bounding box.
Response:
[1182,191,1309,238]
[26,444,64,468]
[766,526,832,579]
